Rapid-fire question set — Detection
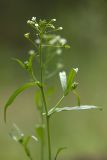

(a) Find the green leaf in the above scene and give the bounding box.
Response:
[55,147,67,160]
[22,136,32,159]
[35,124,45,143]
[9,124,37,160]
[9,124,24,143]
[22,135,38,147]
[4,81,40,122]
[59,71,67,92]
[12,58,25,69]
[65,68,78,95]
[48,105,102,116]
[35,90,42,111]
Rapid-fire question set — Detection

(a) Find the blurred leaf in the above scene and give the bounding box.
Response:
[48,105,101,116]
[22,136,33,160]
[35,124,45,143]
[12,58,25,69]
[46,87,54,97]
[22,136,31,146]
[4,81,40,122]
[55,147,67,160]
[65,68,78,95]
[35,90,42,111]
[59,71,67,92]
[9,124,24,143]
[9,124,37,160]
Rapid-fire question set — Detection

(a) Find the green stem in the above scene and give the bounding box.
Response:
[48,95,65,116]
[41,112,44,160]
[39,34,51,160]
[54,95,65,109]
[41,87,51,160]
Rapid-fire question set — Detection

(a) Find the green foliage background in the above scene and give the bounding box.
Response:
[0,0,107,159]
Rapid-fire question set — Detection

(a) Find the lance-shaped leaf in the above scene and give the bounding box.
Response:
[48,105,102,116]
[22,135,38,159]
[65,68,78,96]
[59,71,67,92]
[12,58,25,69]
[55,147,67,160]
[9,124,37,160]
[4,81,40,122]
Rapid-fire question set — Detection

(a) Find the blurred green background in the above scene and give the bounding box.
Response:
[0,0,107,159]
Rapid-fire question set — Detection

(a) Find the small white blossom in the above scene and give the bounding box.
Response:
[59,71,67,91]
[29,50,35,55]
[49,36,60,45]
[52,19,56,22]
[58,27,63,30]
[27,20,30,23]
[57,63,63,69]
[35,39,40,44]
[59,38,67,45]
[35,23,39,27]
[73,68,78,73]
[32,17,36,21]
[27,20,35,25]
[56,49,62,55]
[24,61,29,65]
[51,25,55,29]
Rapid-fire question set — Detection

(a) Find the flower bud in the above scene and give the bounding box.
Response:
[29,50,35,56]
[24,33,30,39]
[52,19,56,22]
[27,20,35,25]
[71,82,78,90]
[32,17,36,21]
[35,23,39,27]
[58,27,63,30]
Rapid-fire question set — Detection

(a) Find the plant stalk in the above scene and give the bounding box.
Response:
[39,34,51,160]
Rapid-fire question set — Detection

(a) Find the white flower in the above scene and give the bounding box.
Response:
[59,38,67,45]
[32,17,36,21]
[58,27,63,30]
[52,19,56,22]
[51,25,55,29]
[35,23,39,27]
[29,50,35,55]
[24,61,29,65]
[27,20,35,25]
[59,71,67,91]
[73,68,78,73]
[56,49,62,55]
[49,36,60,45]
[57,63,63,69]
[35,39,40,44]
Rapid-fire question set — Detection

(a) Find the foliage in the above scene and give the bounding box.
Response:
[4,17,101,160]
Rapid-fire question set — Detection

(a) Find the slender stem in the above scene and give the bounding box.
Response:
[41,87,51,160]
[48,95,65,116]
[54,95,65,109]
[39,34,51,160]
[41,111,44,160]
